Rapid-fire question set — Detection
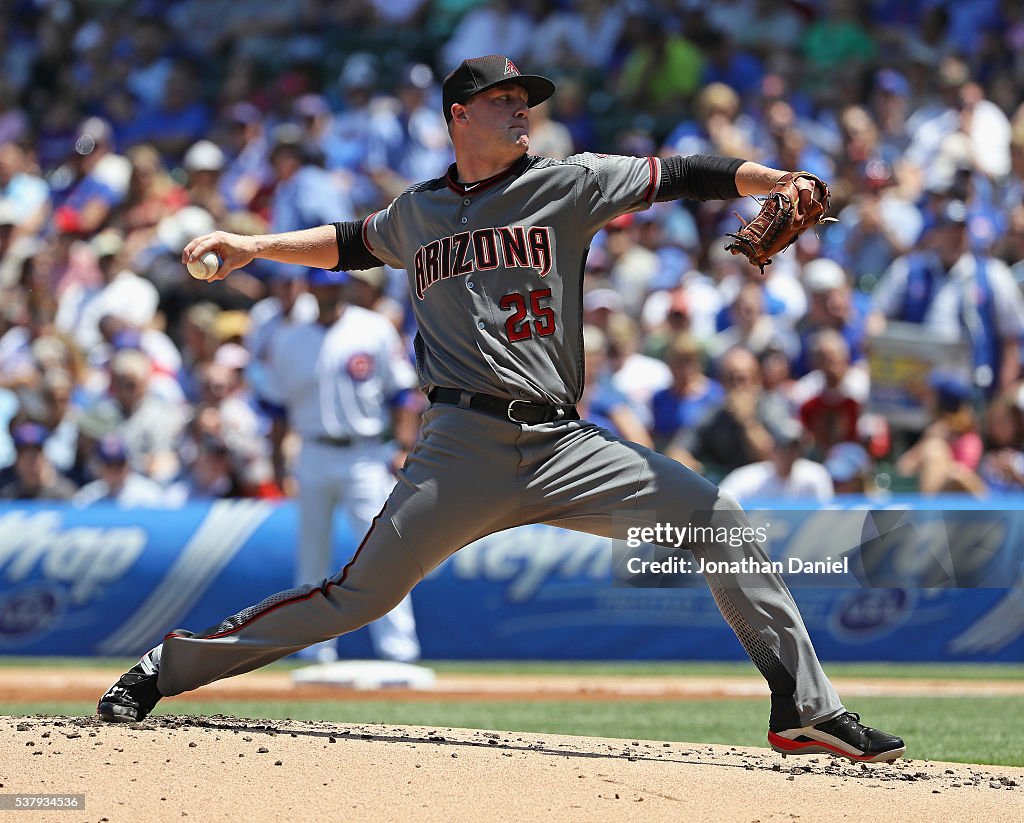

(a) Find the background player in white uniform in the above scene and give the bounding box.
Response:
[262,267,421,663]
[100,55,904,764]
[244,262,319,410]
[245,262,320,487]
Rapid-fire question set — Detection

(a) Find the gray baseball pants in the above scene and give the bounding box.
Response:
[158,404,843,730]
[294,439,420,663]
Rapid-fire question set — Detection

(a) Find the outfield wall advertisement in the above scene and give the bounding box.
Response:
[0,499,1022,662]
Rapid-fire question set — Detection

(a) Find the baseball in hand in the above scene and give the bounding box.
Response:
[187,252,221,280]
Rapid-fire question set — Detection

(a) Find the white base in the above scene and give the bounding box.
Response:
[291,660,436,690]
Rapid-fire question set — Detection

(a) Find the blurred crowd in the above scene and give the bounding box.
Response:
[2,0,1024,505]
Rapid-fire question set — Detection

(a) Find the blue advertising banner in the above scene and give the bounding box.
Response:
[0,499,1022,662]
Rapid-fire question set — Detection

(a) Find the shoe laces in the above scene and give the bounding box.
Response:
[836,711,870,731]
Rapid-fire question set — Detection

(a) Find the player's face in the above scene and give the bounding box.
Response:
[310,284,345,318]
[465,84,531,153]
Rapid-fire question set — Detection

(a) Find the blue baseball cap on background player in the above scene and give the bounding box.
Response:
[12,422,49,449]
[929,369,973,412]
[96,433,129,464]
[306,268,351,287]
[442,54,555,123]
[267,262,308,281]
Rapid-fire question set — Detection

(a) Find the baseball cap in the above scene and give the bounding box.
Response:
[96,434,129,464]
[875,69,909,98]
[90,229,124,259]
[214,342,251,370]
[769,417,804,447]
[605,213,635,232]
[213,311,250,342]
[295,94,330,119]
[307,268,351,287]
[269,123,309,161]
[227,102,262,125]
[183,140,225,173]
[267,262,307,282]
[802,258,846,293]
[442,55,555,124]
[12,422,49,449]
[156,205,215,252]
[347,266,388,291]
[583,288,623,313]
[929,369,972,409]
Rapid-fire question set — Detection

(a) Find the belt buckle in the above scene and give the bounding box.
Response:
[507,399,531,424]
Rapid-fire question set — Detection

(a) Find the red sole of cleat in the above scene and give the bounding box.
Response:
[767,731,905,763]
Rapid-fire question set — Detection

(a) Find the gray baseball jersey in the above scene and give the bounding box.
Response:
[363,152,661,404]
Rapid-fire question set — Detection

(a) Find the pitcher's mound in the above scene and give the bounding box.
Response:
[1,715,1021,822]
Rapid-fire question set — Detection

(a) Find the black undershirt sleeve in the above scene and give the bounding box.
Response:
[330,220,385,271]
[655,155,745,203]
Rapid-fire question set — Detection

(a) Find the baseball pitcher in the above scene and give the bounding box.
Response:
[99,55,904,763]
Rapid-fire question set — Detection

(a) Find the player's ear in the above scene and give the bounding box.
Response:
[451,103,469,124]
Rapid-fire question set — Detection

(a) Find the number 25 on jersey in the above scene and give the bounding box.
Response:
[500,288,556,343]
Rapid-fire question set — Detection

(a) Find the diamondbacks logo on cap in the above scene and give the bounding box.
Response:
[505,59,520,76]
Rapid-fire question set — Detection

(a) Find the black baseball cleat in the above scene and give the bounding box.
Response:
[96,645,163,723]
[768,711,906,763]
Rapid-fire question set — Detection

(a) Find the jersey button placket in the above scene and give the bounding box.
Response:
[458,196,480,323]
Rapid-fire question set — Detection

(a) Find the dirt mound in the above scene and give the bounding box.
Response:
[1,715,1021,822]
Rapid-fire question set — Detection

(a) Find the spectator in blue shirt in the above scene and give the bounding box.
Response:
[365,63,454,201]
[651,333,724,450]
[218,102,272,213]
[268,124,354,234]
[132,62,211,163]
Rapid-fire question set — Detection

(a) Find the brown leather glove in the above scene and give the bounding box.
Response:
[724,171,834,274]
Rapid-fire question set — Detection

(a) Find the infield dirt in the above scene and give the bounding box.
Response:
[1,713,1023,823]
[3,666,1024,822]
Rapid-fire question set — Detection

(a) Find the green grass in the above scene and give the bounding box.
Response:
[5,696,1022,767]
[3,656,1024,681]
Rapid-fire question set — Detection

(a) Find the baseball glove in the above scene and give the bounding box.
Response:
[724,171,834,274]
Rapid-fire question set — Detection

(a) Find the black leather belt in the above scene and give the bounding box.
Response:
[429,388,579,425]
